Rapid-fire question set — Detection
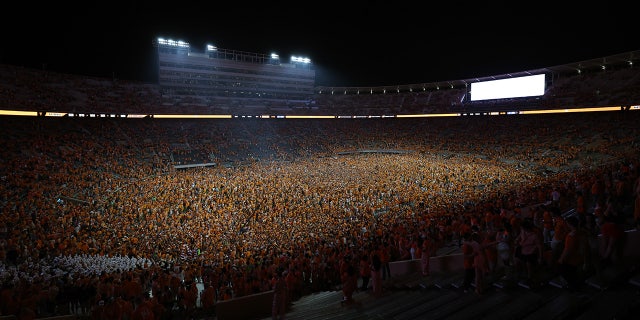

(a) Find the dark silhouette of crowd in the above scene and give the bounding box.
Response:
[1,109,639,319]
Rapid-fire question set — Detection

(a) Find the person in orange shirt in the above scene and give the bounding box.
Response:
[272,268,288,319]
[458,218,472,247]
[200,282,216,314]
[378,242,391,281]
[600,213,625,266]
[482,230,498,275]
[550,210,569,268]
[359,253,372,290]
[420,235,434,276]
[471,232,489,295]
[370,253,383,297]
[557,215,586,291]
[340,262,358,305]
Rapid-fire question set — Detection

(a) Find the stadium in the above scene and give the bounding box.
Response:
[1,38,640,320]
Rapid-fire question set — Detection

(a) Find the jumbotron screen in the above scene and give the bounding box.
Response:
[470,74,545,101]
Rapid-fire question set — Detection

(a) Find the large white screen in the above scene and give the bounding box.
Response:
[470,74,545,101]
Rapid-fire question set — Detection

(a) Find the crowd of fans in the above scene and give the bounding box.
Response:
[0,108,639,319]
[1,60,640,319]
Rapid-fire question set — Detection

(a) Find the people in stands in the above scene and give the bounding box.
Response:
[470,232,489,295]
[549,209,569,269]
[599,213,626,267]
[359,253,372,291]
[557,215,587,291]
[370,253,383,297]
[514,218,543,286]
[420,234,435,277]
[340,260,358,305]
[495,220,514,280]
[542,207,555,247]
[0,90,638,319]
[379,241,392,281]
[272,267,288,320]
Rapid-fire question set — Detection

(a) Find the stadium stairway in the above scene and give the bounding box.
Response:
[19,233,640,320]
[253,232,640,320]
[259,268,640,320]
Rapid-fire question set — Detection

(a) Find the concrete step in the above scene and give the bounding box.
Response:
[548,275,569,289]
[389,271,425,290]
[445,289,513,320]
[417,289,485,320]
[585,264,630,290]
[393,290,462,320]
[261,266,640,320]
[521,291,592,320]
[432,272,465,289]
[480,290,546,320]
[574,287,640,320]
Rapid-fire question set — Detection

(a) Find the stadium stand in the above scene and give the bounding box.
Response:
[1,50,640,319]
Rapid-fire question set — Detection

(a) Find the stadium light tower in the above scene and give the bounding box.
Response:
[207,44,219,58]
[157,38,190,48]
[291,55,311,69]
[291,56,311,64]
[270,53,280,65]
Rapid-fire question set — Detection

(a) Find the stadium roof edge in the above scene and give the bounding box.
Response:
[315,50,640,93]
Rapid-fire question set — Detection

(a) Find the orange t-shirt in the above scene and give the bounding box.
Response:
[561,231,584,266]
[553,217,568,242]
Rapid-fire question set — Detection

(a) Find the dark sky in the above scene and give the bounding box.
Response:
[3,1,637,87]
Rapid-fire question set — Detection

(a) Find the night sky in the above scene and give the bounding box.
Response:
[3,1,637,87]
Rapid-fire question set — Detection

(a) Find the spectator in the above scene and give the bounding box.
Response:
[370,253,383,297]
[0,98,638,319]
[557,215,587,291]
[272,268,288,320]
[359,253,371,291]
[495,220,514,280]
[599,214,625,267]
[378,242,391,281]
[340,263,358,305]
[514,218,543,285]
[471,232,489,295]
[541,208,555,246]
[420,235,435,277]
[550,209,569,268]
[481,229,498,275]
